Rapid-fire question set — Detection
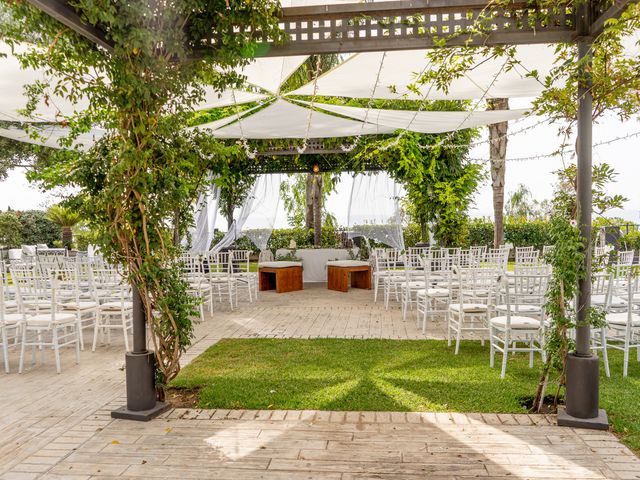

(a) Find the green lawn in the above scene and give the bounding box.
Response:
[171,338,640,452]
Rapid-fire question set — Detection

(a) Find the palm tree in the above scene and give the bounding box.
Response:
[47,205,81,249]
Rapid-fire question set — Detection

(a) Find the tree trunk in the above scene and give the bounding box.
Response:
[487,98,509,247]
[62,226,73,249]
[420,221,427,243]
[312,174,323,246]
[225,206,234,230]
[305,173,314,230]
[172,209,181,246]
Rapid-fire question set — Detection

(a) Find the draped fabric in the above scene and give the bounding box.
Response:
[347,172,405,251]
[210,175,284,252]
[189,182,220,253]
[241,174,284,251]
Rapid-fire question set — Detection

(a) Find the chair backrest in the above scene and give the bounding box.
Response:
[617,250,634,267]
[10,264,49,314]
[499,273,548,327]
[208,252,231,276]
[230,250,251,274]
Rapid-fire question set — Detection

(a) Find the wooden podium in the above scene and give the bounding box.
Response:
[327,261,372,292]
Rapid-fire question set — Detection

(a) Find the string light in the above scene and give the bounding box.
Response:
[466,130,640,163]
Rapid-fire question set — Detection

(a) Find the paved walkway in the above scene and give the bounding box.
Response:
[1,284,638,479]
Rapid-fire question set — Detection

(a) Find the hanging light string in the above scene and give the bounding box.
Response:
[298,56,323,154]
[339,51,388,153]
[467,130,640,163]
[376,58,443,152]
[416,116,549,151]
[229,89,259,159]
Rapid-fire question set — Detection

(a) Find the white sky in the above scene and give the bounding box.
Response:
[1,100,639,226]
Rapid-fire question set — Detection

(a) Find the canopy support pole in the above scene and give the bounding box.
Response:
[558,1,608,430]
[111,284,169,421]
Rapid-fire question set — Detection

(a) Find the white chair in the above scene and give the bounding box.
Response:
[92,267,133,351]
[17,271,80,374]
[230,250,257,304]
[416,255,452,334]
[57,265,100,350]
[1,277,25,373]
[603,269,640,377]
[490,273,549,378]
[208,252,236,310]
[617,250,635,267]
[448,266,497,354]
[400,253,427,321]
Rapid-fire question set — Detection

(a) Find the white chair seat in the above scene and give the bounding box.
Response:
[101,301,133,310]
[62,301,99,310]
[491,315,542,330]
[592,294,625,307]
[495,304,542,314]
[3,300,18,310]
[405,281,426,289]
[449,303,488,313]
[1,313,25,325]
[27,313,77,326]
[417,288,449,298]
[606,312,640,327]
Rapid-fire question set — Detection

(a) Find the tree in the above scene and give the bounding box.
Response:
[487,98,509,246]
[505,184,539,220]
[0,211,22,248]
[16,210,60,247]
[216,167,256,229]
[46,205,82,249]
[2,0,283,394]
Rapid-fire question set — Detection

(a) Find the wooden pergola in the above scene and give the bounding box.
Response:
[26,0,638,427]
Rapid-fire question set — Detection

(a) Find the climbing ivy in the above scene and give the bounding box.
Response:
[1,0,283,395]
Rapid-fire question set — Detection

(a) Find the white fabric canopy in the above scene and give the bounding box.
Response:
[231,56,309,94]
[210,99,395,139]
[0,125,103,150]
[241,174,284,251]
[197,88,269,109]
[301,100,528,133]
[0,41,91,121]
[189,182,220,253]
[289,45,556,100]
[347,172,405,251]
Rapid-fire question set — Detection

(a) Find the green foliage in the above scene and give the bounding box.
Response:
[355,122,481,247]
[280,173,340,229]
[0,211,23,248]
[47,204,82,249]
[2,0,284,394]
[15,210,59,247]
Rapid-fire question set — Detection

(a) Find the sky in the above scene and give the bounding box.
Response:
[1,100,639,227]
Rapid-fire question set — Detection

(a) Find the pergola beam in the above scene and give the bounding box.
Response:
[24,0,114,53]
[590,0,639,37]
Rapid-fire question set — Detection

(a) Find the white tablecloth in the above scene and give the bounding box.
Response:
[275,248,360,282]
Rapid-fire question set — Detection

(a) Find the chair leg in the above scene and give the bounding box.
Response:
[489,326,495,368]
[623,337,630,377]
[600,328,610,378]
[454,315,462,355]
[122,313,130,352]
[2,327,9,374]
[19,327,27,374]
[52,327,61,374]
[501,332,510,379]
[76,314,85,351]
[92,312,101,352]
[75,326,81,365]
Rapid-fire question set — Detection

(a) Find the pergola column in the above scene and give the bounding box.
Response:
[557,1,608,430]
[111,284,169,421]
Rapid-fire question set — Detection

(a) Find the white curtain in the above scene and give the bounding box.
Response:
[189,183,220,253]
[241,174,283,251]
[347,172,405,251]
[210,174,283,252]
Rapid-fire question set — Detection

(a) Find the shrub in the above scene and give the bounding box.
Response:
[15,210,59,247]
[0,211,23,248]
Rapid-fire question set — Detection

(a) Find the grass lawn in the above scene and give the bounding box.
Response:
[171,338,640,453]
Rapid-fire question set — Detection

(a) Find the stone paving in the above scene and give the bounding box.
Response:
[1,284,639,479]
